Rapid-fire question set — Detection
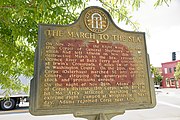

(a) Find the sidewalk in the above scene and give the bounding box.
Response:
[155,88,180,95]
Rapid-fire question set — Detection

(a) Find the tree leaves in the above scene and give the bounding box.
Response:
[154,0,172,7]
[0,0,173,95]
[0,0,86,95]
[99,0,141,31]
[150,64,163,84]
[174,62,180,80]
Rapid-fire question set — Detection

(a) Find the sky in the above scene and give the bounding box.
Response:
[132,0,180,67]
[89,0,180,67]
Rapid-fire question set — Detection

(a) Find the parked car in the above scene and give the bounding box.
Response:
[154,84,160,89]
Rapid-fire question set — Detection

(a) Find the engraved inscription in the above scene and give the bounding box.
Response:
[40,39,150,108]
[30,6,155,116]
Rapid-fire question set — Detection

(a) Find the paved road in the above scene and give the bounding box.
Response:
[0,106,28,115]
[117,88,180,120]
[0,88,180,120]
[0,102,29,115]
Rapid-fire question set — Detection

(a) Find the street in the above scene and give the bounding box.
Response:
[0,88,180,120]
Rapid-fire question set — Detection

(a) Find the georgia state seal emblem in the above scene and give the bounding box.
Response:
[84,8,109,33]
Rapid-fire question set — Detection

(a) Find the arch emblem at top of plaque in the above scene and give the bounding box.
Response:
[84,8,109,33]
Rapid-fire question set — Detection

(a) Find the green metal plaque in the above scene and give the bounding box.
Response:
[30,6,156,119]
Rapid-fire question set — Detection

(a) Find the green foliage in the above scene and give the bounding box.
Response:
[150,64,163,84]
[0,0,172,95]
[154,0,172,7]
[0,0,86,95]
[99,0,143,31]
[174,62,180,80]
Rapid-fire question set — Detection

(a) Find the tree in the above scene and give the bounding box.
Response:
[0,0,172,94]
[150,64,163,85]
[174,62,180,88]
[174,62,180,80]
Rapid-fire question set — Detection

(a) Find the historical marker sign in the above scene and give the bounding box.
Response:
[30,6,156,118]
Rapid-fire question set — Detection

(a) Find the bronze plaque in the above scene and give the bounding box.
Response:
[30,6,156,116]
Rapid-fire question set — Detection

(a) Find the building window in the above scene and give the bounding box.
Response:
[170,78,175,86]
[164,68,168,74]
[169,68,172,73]
[174,67,176,72]
[166,78,170,87]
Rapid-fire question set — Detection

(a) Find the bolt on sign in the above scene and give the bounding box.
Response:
[30,6,156,120]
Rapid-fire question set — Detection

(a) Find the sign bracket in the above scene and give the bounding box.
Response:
[74,108,125,120]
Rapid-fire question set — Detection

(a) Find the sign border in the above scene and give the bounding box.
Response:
[29,6,156,116]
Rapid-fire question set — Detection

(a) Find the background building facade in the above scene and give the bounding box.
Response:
[161,60,180,88]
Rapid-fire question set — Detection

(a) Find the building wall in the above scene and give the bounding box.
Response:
[161,60,180,88]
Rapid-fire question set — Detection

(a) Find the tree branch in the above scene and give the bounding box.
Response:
[0,6,16,9]
[99,0,139,31]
